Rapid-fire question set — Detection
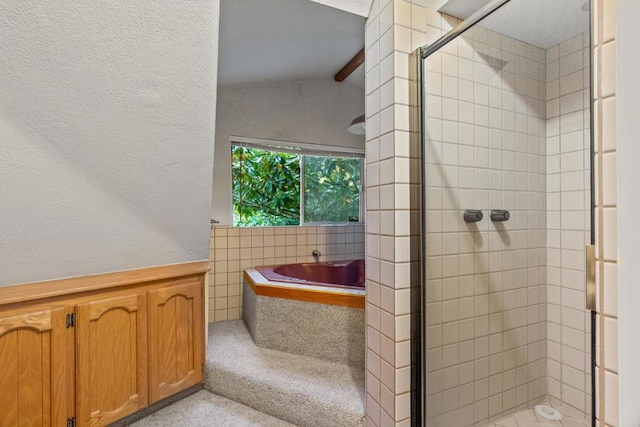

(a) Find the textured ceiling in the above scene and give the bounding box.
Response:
[309,0,373,17]
[439,0,589,49]
[218,0,365,88]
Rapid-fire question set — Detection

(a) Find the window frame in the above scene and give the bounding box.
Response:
[230,136,365,227]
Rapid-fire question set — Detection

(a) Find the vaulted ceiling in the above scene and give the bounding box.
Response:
[217,0,366,88]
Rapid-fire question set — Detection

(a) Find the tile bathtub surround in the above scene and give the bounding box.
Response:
[208,224,365,321]
[544,33,592,415]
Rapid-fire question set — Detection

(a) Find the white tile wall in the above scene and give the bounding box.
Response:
[545,32,592,416]
[208,225,364,321]
[363,1,617,425]
[594,0,619,425]
[365,0,417,425]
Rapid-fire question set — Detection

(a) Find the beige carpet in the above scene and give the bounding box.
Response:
[129,390,294,427]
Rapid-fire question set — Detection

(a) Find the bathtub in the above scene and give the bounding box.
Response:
[255,259,365,290]
[243,259,365,368]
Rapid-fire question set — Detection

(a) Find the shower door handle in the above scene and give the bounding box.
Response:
[585,245,596,311]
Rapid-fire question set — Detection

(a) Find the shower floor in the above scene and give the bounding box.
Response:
[486,402,590,427]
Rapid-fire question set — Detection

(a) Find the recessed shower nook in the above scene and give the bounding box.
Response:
[409,0,594,425]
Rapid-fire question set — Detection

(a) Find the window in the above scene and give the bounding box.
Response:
[231,138,363,227]
[232,145,301,226]
[303,156,361,223]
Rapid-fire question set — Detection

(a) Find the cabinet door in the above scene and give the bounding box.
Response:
[148,279,203,403]
[0,306,73,427]
[76,293,147,426]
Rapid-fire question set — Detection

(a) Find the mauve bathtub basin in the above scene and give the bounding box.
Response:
[256,259,365,289]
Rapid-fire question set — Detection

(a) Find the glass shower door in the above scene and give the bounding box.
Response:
[416,1,593,425]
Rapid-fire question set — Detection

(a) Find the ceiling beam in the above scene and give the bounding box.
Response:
[334,47,365,82]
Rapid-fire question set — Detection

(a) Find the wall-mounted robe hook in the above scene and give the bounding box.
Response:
[463,210,483,223]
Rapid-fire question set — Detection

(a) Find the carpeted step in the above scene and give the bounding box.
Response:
[204,320,365,427]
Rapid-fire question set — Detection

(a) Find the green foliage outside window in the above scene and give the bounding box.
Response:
[232,145,362,227]
[232,146,300,226]
[304,156,360,223]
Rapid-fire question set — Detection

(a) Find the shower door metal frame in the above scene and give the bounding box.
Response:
[408,47,424,427]
[410,0,597,425]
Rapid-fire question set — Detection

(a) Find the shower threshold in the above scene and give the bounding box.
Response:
[485,401,590,427]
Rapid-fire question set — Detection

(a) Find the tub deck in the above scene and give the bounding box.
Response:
[256,260,365,289]
[243,269,364,308]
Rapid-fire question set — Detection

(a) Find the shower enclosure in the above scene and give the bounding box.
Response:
[410,0,594,425]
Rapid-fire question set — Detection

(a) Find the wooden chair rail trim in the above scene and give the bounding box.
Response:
[244,270,365,309]
[0,261,209,307]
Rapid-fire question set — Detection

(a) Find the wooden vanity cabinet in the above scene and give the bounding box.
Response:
[0,262,207,427]
[148,279,204,403]
[0,305,74,427]
[76,292,148,426]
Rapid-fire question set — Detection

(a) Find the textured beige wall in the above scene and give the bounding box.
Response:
[0,0,220,287]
